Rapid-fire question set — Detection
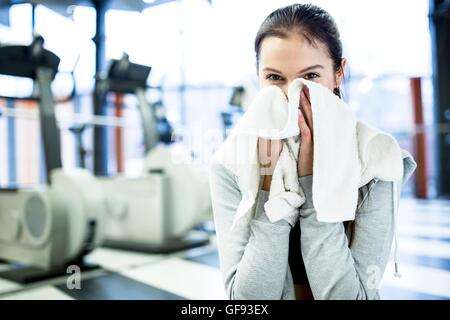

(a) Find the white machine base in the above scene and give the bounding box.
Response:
[102,230,210,254]
[0,258,99,284]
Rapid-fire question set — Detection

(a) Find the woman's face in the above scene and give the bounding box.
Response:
[258,32,346,96]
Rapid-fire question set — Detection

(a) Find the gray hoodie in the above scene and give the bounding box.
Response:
[209,148,417,300]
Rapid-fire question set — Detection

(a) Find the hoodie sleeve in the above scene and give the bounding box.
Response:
[209,158,294,300]
[297,174,394,299]
[297,151,417,300]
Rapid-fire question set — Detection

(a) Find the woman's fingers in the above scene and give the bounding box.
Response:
[258,86,314,177]
[298,87,314,177]
[298,91,310,139]
[297,110,313,176]
[300,87,313,133]
[298,102,311,139]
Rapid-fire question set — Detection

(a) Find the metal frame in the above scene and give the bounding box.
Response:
[0,36,62,183]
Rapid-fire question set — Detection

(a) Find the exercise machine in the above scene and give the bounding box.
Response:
[0,36,106,282]
[94,54,211,253]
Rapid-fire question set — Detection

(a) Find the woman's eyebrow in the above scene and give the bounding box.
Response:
[262,65,324,74]
[297,64,324,74]
[262,67,282,73]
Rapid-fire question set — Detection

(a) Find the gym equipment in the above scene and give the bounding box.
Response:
[0,36,106,283]
[221,86,245,139]
[95,54,211,253]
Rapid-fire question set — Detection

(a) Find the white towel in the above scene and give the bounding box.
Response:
[212,78,405,230]
[261,135,304,227]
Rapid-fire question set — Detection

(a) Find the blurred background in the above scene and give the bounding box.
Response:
[0,0,449,300]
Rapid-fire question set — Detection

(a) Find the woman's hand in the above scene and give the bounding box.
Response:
[258,138,282,191]
[257,86,313,191]
[297,87,314,177]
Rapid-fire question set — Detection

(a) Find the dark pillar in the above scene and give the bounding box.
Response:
[429,0,450,197]
[92,0,108,176]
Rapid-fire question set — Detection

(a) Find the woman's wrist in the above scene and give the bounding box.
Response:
[262,175,272,191]
[298,170,313,177]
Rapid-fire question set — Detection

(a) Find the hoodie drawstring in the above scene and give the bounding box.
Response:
[393,180,402,278]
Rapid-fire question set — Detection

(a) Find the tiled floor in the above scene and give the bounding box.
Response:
[0,197,449,300]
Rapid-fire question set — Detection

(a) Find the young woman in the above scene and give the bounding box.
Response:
[209,3,416,300]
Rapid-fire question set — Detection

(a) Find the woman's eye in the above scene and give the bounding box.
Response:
[303,73,319,80]
[266,74,283,81]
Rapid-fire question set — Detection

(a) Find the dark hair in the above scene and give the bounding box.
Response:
[254,3,344,97]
